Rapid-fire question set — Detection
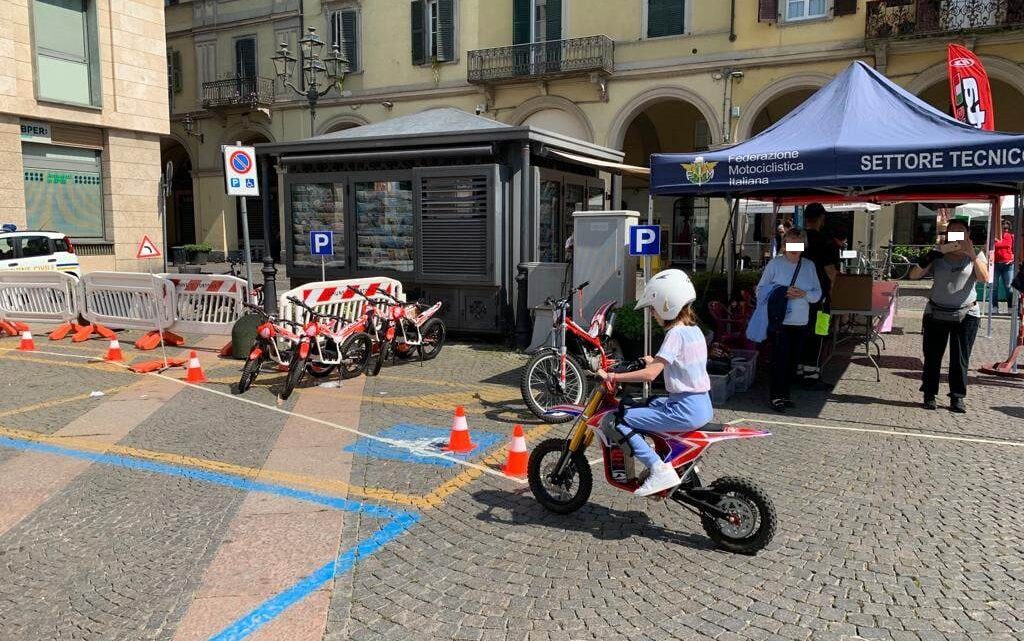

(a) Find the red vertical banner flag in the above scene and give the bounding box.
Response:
[948,45,1002,288]
[947,44,995,131]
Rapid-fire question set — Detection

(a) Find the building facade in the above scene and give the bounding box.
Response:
[1,0,168,272]
[164,0,1024,270]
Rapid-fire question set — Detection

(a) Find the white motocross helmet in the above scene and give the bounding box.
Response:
[635,269,697,322]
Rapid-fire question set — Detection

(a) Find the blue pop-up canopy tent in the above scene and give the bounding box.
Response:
[648,60,1024,373]
[650,61,1024,200]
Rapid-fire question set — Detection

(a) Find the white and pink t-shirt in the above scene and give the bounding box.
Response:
[656,324,711,395]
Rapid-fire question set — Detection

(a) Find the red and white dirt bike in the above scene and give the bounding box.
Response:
[344,286,446,375]
[520,281,622,423]
[528,359,777,555]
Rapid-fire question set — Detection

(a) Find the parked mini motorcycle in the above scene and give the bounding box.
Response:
[528,359,777,555]
[235,302,302,395]
[520,281,622,423]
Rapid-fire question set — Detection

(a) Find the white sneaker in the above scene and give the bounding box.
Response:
[635,462,681,497]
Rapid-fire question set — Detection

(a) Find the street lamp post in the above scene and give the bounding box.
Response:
[271,26,349,138]
[260,27,348,310]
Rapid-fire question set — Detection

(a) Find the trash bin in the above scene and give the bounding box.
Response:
[230,312,261,360]
[172,246,187,267]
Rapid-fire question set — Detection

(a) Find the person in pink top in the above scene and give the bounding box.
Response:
[992,218,1015,314]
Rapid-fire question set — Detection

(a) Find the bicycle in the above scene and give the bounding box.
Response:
[519,281,622,423]
[853,244,912,280]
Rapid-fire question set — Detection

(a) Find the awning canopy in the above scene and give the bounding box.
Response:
[546,148,651,178]
[650,61,1024,199]
[738,199,880,215]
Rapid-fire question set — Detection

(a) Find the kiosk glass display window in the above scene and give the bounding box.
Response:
[290,182,346,267]
[354,180,414,272]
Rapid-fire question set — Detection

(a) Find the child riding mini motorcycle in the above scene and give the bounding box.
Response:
[597,269,714,496]
[527,270,777,555]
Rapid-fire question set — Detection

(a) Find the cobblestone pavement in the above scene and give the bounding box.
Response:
[0,311,1021,641]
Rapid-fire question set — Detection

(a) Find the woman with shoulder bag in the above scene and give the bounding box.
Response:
[753,228,822,413]
[908,219,989,413]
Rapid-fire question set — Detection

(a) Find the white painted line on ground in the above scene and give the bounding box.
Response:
[1,347,527,483]
[589,456,602,467]
[726,417,1024,448]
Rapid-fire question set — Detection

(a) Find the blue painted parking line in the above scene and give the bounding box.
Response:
[0,436,419,641]
[343,423,505,467]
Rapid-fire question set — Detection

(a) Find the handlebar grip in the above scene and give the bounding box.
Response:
[577,281,589,290]
[608,358,646,374]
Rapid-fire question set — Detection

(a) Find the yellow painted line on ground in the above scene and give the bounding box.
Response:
[374,373,513,393]
[0,344,544,509]
[726,417,1024,448]
[0,423,433,509]
[419,422,556,508]
[0,383,141,420]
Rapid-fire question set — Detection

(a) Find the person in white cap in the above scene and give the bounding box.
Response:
[596,269,713,497]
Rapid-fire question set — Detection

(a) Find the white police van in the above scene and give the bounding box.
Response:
[0,226,81,278]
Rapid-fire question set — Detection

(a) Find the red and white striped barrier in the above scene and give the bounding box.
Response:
[278,277,405,325]
[161,274,248,335]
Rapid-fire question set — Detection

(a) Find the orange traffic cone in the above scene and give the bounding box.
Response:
[18,330,36,352]
[443,406,475,453]
[502,424,529,478]
[104,338,124,362]
[184,350,207,383]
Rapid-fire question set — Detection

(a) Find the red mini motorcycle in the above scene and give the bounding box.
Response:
[520,282,622,423]
[528,359,777,555]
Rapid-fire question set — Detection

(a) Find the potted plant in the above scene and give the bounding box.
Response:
[184,242,212,265]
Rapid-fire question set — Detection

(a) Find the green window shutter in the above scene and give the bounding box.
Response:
[411,0,426,64]
[512,0,530,44]
[341,10,359,71]
[171,50,182,93]
[438,0,455,61]
[545,0,562,41]
[758,0,779,22]
[647,0,684,38]
[834,0,857,16]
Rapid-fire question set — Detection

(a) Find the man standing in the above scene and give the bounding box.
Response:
[799,203,839,389]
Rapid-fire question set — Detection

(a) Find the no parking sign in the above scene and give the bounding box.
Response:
[222,145,259,197]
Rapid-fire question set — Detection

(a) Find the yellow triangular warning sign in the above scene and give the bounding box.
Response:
[136,235,161,259]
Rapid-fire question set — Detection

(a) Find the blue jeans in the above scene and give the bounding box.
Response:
[992,262,1014,309]
[616,393,714,469]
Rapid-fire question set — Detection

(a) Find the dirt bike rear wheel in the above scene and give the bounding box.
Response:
[520,352,588,424]
[281,352,307,400]
[699,476,777,555]
[339,333,372,379]
[236,352,265,394]
[528,438,592,514]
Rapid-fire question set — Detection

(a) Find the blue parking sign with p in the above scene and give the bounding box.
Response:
[310,230,333,256]
[629,225,661,256]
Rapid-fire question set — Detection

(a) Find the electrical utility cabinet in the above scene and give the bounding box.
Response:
[571,210,639,325]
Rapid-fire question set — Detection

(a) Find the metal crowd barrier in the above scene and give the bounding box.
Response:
[0,271,79,324]
[278,277,405,325]
[79,272,176,332]
[161,274,247,335]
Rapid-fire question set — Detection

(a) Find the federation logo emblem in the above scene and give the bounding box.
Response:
[682,156,718,185]
[950,57,974,68]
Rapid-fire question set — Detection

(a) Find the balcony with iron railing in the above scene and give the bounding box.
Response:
[866,0,1024,40]
[467,35,614,84]
[201,76,275,110]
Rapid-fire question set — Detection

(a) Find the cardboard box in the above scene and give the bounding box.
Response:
[831,274,874,311]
